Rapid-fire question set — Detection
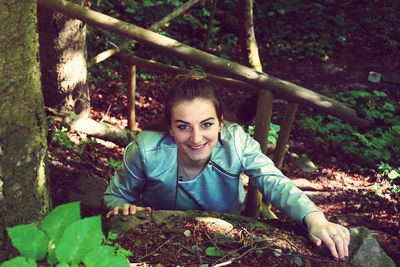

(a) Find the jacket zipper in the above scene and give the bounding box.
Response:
[208,160,237,177]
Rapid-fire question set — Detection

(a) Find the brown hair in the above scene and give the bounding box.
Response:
[164,75,223,128]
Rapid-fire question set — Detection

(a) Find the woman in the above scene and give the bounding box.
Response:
[104,76,350,259]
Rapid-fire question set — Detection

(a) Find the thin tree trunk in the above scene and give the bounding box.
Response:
[127,65,136,131]
[240,0,274,218]
[38,0,372,129]
[0,0,51,260]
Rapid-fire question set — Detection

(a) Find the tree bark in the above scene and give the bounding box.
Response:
[0,0,51,260]
[240,0,274,218]
[38,0,89,117]
[37,0,372,129]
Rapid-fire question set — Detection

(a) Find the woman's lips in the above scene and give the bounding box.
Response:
[186,143,207,151]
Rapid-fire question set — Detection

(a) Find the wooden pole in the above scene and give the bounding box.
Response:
[273,102,298,169]
[38,0,373,129]
[127,65,136,131]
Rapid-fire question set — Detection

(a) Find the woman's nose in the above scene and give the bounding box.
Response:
[190,128,202,143]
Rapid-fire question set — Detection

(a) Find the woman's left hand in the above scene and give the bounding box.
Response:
[304,211,350,260]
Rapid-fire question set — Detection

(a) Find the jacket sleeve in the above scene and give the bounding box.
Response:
[103,141,146,210]
[233,125,320,223]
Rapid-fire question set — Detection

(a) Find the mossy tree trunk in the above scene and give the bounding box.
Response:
[0,0,51,260]
[38,0,89,117]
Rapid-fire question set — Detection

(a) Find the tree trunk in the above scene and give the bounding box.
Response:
[240,0,275,218]
[38,0,89,117]
[0,0,51,260]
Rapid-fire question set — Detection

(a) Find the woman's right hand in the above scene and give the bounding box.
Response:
[105,204,152,219]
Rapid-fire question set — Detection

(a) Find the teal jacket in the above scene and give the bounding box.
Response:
[104,123,319,223]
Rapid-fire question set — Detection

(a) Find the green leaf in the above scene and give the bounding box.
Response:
[273,248,282,257]
[0,256,37,267]
[6,224,49,261]
[40,202,81,241]
[293,256,303,266]
[388,170,399,179]
[205,246,223,257]
[83,246,129,267]
[55,216,104,264]
[56,263,70,267]
[183,230,191,237]
[107,231,118,241]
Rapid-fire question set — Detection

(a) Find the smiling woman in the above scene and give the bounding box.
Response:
[104,75,350,260]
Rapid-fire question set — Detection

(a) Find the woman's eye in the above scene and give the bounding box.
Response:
[177,124,189,130]
[202,122,213,128]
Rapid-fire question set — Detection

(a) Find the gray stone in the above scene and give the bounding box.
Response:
[349,227,396,267]
[67,176,108,212]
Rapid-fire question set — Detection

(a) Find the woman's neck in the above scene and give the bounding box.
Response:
[178,154,209,175]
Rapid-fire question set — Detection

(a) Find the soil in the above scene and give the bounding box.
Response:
[47,2,400,266]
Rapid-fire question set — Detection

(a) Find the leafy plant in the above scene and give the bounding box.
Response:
[247,123,281,145]
[1,202,130,267]
[299,90,400,192]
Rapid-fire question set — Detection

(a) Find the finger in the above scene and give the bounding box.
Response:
[143,206,152,212]
[332,234,345,259]
[308,232,322,247]
[129,204,137,215]
[106,206,121,219]
[339,227,350,257]
[122,204,130,215]
[136,206,152,213]
[320,233,339,259]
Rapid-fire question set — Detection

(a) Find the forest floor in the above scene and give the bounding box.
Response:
[47,2,400,265]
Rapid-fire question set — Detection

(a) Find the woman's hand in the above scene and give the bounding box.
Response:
[106,204,152,219]
[304,211,350,260]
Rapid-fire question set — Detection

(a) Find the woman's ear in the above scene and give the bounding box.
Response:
[168,127,174,137]
[219,115,224,131]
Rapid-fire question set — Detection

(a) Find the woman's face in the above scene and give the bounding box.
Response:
[169,97,222,166]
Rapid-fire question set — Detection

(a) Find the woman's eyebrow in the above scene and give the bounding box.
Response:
[175,119,190,124]
[201,117,215,123]
[174,117,215,124]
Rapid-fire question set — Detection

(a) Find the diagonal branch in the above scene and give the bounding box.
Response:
[87,0,201,67]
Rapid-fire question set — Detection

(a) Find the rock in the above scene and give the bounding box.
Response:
[67,176,108,214]
[105,211,396,266]
[195,217,234,235]
[294,154,318,173]
[349,227,396,267]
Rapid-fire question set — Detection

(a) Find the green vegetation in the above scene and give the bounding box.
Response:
[1,202,130,267]
[299,90,400,193]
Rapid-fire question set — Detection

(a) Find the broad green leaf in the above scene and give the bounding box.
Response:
[205,246,223,257]
[0,256,37,267]
[40,202,81,241]
[55,216,104,264]
[56,262,70,267]
[6,224,49,261]
[83,246,129,267]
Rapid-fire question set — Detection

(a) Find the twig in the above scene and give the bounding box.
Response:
[99,103,112,122]
[138,236,175,261]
